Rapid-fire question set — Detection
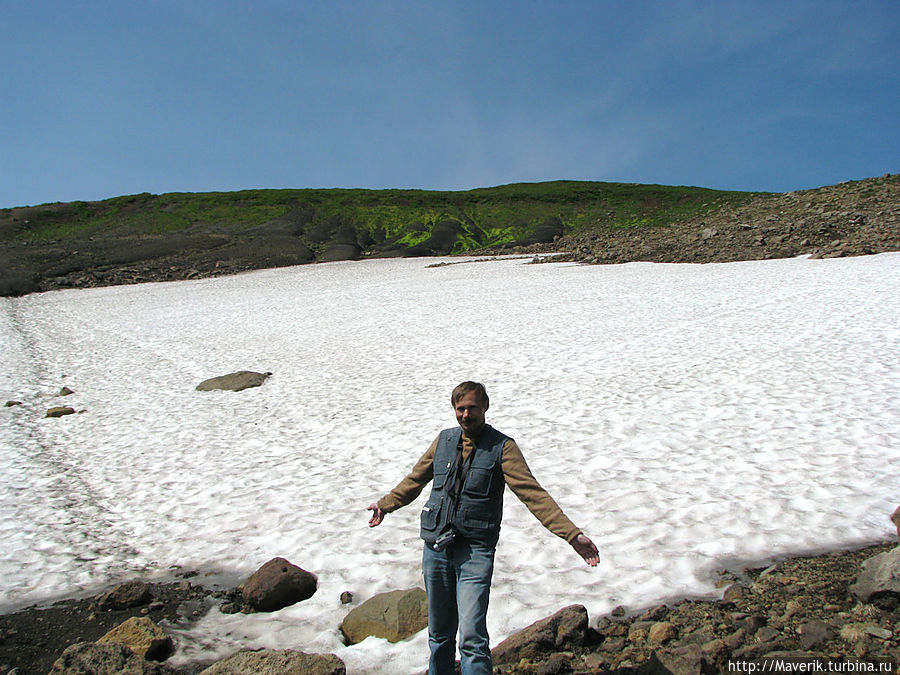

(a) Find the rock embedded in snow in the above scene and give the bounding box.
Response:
[195,370,272,392]
[97,616,174,661]
[340,587,428,645]
[58,386,75,396]
[46,406,76,418]
[892,505,900,542]
[849,546,900,603]
[199,648,345,675]
[5,400,23,407]
[241,557,317,612]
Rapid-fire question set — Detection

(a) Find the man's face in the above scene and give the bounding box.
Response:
[454,390,486,437]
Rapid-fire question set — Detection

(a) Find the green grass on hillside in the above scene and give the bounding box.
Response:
[1,181,761,254]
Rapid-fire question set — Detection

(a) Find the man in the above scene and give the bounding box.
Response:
[367,381,599,675]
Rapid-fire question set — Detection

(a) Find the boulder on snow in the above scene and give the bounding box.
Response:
[46,406,76,418]
[241,557,317,612]
[340,587,428,645]
[891,505,900,542]
[196,370,272,392]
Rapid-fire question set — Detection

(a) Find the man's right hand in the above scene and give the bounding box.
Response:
[367,503,385,527]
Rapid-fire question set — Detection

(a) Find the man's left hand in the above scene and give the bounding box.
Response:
[572,534,599,566]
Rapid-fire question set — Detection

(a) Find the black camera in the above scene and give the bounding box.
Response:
[432,529,456,552]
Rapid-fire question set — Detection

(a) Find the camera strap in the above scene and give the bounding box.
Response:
[452,436,476,501]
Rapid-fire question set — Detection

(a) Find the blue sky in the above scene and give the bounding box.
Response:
[1,1,897,208]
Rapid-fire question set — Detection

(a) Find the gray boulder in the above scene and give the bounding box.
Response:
[241,557,317,612]
[196,371,272,392]
[199,649,345,675]
[340,587,428,645]
[850,546,900,602]
[491,604,588,664]
[49,642,178,674]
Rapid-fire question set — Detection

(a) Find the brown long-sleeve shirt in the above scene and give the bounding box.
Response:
[377,431,583,544]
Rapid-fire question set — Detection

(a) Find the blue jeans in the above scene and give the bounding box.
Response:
[422,540,495,675]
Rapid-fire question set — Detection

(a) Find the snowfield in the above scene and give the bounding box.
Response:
[1,253,898,674]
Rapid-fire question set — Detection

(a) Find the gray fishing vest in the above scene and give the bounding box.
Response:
[419,424,509,548]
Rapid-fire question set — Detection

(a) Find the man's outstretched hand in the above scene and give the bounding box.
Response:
[367,503,385,527]
[572,534,599,566]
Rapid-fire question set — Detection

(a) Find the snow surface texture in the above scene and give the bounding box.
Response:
[1,253,898,674]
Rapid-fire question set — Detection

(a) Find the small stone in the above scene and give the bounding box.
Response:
[798,620,833,650]
[340,591,353,604]
[627,621,652,642]
[611,605,626,617]
[648,621,676,645]
[755,626,780,643]
[865,625,892,640]
[702,638,728,661]
[4,400,23,407]
[722,583,744,602]
[58,386,75,396]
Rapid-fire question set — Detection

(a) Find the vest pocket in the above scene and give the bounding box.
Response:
[433,467,450,490]
[420,498,442,531]
[460,506,497,530]
[462,467,493,497]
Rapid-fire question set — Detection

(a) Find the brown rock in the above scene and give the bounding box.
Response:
[340,587,428,645]
[648,621,676,645]
[701,638,729,661]
[242,557,317,612]
[199,648,345,675]
[97,616,174,661]
[47,406,76,418]
[892,505,900,542]
[492,604,588,665]
[49,642,178,674]
[721,583,745,602]
[196,371,272,392]
[97,580,153,610]
[797,620,833,650]
[646,643,706,675]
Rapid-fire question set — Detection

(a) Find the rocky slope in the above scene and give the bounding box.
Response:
[501,174,900,266]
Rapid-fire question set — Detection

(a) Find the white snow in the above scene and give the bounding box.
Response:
[1,253,898,674]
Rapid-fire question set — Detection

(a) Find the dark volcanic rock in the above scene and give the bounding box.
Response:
[241,557,318,612]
